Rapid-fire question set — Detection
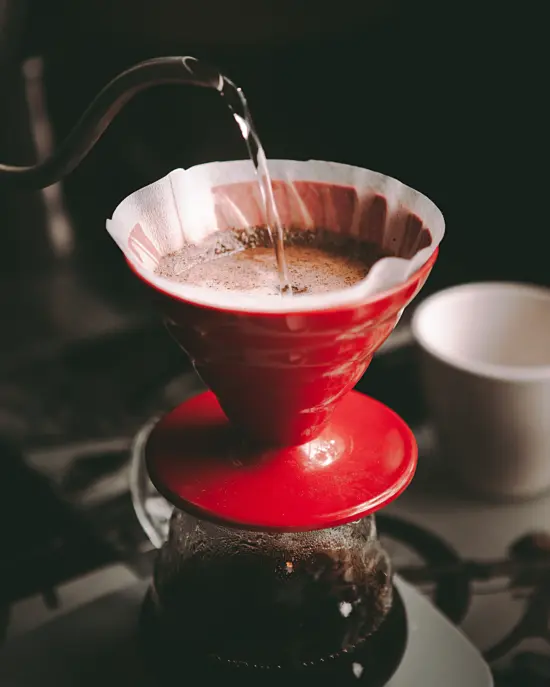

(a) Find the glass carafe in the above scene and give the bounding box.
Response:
[146,509,393,668]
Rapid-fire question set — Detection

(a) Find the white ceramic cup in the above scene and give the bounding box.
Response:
[411,282,550,500]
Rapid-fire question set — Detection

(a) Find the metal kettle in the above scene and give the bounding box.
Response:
[0,57,224,190]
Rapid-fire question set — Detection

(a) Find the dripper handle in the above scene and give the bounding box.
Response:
[0,56,223,190]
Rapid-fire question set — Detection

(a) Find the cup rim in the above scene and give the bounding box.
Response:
[411,282,550,382]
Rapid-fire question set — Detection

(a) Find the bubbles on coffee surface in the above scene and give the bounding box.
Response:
[155,227,393,297]
[147,511,393,669]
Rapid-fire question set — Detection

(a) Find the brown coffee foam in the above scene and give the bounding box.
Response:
[211,180,432,259]
[156,227,390,296]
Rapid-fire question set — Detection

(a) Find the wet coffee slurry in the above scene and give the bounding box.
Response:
[155,227,393,296]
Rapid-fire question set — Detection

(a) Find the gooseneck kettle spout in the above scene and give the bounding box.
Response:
[0,57,224,190]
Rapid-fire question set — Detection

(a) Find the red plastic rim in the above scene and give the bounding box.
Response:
[146,390,417,532]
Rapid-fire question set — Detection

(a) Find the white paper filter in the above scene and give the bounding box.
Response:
[106,160,444,312]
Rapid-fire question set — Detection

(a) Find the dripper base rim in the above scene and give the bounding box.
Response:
[145,389,417,532]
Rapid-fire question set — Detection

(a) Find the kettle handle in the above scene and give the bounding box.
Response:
[0,56,223,189]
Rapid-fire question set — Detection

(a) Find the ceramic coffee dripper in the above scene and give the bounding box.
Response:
[108,160,443,450]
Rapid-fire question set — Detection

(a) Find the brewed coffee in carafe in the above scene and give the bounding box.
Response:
[141,509,407,685]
